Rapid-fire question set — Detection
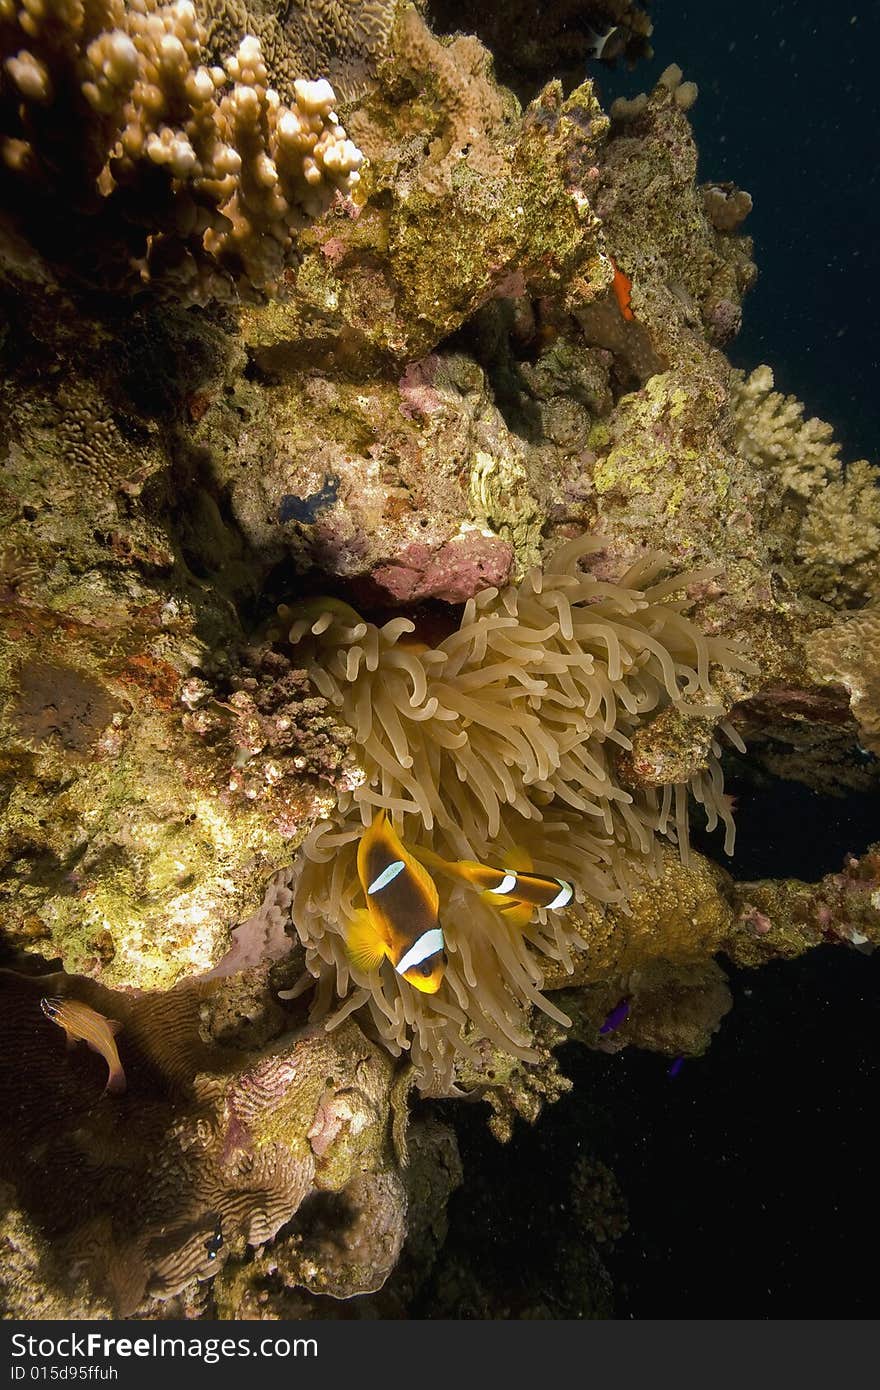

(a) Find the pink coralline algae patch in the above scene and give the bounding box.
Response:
[371,534,514,604]
[307,1092,347,1158]
[741,906,772,936]
[319,236,347,267]
[397,357,445,418]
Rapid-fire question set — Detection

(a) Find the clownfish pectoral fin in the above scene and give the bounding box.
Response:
[497,900,535,930]
[345,909,388,974]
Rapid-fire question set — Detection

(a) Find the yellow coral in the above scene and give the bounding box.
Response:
[730,364,842,498]
[796,461,880,605]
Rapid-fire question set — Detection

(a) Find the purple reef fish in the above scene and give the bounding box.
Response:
[599,997,630,1035]
[667,1055,685,1079]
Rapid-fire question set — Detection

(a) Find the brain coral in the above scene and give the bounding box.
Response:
[282,533,752,1091]
[199,0,401,104]
[0,966,407,1315]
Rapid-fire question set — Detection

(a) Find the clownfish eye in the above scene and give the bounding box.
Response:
[418,960,433,976]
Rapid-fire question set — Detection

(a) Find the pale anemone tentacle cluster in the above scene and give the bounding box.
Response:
[283,534,752,1093]
[0,0,364,296]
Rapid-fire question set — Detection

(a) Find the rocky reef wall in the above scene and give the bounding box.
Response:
[0,0,877,1316]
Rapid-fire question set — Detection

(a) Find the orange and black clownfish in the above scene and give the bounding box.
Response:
[347,811,446,994]
[415,846,573,921]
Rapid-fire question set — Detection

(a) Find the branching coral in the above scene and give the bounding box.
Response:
[0,0,363,298]
[282,533,753,1091]
[796,462,880,607]
[730,365,880,605]
[731,365,843,499]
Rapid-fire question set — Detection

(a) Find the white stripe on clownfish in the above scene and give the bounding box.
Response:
[486,872,518,896]
[367,859,406,895]
[395,928,445,977]
[546,881,574,910]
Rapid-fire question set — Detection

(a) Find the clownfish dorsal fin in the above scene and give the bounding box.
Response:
[408,843,452,878]
[505,844,535,873]
[345,908,388,973]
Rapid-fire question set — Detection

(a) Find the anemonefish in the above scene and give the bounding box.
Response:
[348,811,446,993]
[415,845,573,917]
[40,996,126,1095]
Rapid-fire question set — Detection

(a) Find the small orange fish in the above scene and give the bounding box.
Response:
[40,996,126,1095]
[610,256,635,321]
[349,812,446,993]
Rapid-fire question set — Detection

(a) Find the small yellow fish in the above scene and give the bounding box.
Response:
[40,996,126,1095]
[349,811,446,993]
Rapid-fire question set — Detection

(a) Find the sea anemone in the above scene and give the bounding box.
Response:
[283,533,751,1091]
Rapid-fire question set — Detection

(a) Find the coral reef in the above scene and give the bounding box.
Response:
[429,0,654,102]
[725,846,880,968]
[200,0,403,105]
[213,1113,462,1316]
[806,610,880,757]
[0,317,340,988]
[0,0,877,1318]
[240,5,612,364]
[731,366,880,607]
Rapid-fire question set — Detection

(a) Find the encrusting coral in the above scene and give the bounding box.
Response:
[0,0,364,298]
[806,610,880,758]
[282,532,752,1092]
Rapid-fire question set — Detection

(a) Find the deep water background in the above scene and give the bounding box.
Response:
[427,0,880,1319]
